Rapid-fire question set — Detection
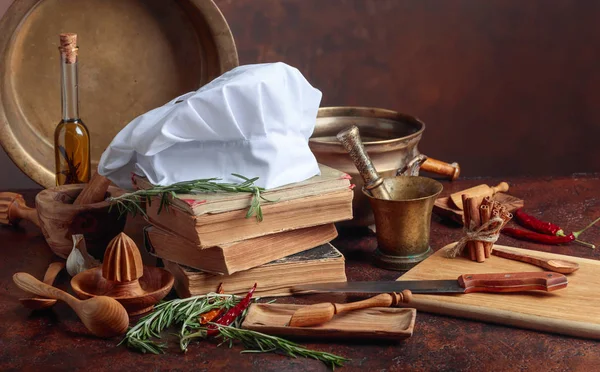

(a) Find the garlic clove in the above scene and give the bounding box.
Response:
[66,234,100,277]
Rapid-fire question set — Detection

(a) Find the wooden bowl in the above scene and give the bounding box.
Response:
[71,266,174,316]
[0,0,238,188]
[35,184,126,259]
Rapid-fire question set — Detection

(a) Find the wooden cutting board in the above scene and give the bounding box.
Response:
[397,243,600,339]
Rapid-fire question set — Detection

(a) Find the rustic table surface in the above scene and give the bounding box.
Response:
[1,175,599,371]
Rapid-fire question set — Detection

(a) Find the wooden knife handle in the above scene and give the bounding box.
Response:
[457,272,568,293]
[0,192,40,227]
[420,158,460,181]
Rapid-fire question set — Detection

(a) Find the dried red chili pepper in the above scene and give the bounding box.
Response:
[511,209,599,248]
[199,283,226,325]
[514,209,563,236]
[502,227,577,245]
[206,283,257,336]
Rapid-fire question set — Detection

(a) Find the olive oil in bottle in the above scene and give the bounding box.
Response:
[54,33,90,186]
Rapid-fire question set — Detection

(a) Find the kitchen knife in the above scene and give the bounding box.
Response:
[292,272,567,294]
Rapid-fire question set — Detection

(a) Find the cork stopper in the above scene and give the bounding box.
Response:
[59,33,78,64]
[102,232,144,282]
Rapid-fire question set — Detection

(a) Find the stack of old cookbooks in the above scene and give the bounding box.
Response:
[140,164,353,297]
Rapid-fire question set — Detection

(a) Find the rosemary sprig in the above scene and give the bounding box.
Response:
[182,324,349,369]
[120,293,240,354]
[107,174,270,221]
[121,294,349,369]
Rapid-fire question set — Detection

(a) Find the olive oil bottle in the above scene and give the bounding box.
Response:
[54,33,90,185]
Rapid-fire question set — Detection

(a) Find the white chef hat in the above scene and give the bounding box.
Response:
[98,62,322,190]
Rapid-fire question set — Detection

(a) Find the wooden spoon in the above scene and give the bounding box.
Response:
[288,290,412,328]
[13,272,129,338]
[492,247,580,274]
[19,262,65,310]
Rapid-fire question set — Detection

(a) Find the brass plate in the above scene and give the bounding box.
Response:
[0,0,238,187]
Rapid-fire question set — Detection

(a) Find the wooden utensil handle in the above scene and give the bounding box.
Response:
[73,172,112,205]
[458,272,568,293]
[420,158,460,181]
[491,182,509,194]
[334,290,412,314]
[0,192,40,227]
[336,125,391,199]
[42,262,65,284]
[13,272,78,305]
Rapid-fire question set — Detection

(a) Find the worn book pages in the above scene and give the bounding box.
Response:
[144,223,338,275]
[163,243,347,298]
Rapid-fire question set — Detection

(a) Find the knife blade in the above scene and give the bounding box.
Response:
[292,272,568,294]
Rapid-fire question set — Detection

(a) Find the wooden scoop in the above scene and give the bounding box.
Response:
[492,247,580,274]
[450,182,509,210]
[13,272,129,338]
[19,262,65,310]
[288,290,412,328]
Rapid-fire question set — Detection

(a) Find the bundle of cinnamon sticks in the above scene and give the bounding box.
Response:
[462,195,512,262]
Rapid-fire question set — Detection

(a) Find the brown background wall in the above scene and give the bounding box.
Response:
[1,0,600,189]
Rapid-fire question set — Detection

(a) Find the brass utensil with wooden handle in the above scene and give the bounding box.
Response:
[421,158,461,181]
[336,125,391,200]
[450,182,509,210]
[492,247,580,274]
[289,290,413,327]
[0,192,40,227]
[13,272,129,338]
[19,262,65,310]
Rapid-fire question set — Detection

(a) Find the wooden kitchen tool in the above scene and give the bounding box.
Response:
[0,192,40,227]
[289,290,413,327]
[13,272,129,338]
[450,182,509,210]
[396,243,600,340]
[36,184,126,258]
[71,232,174,315]
[0,186,126,258]
[434,193,523,225]
[242,303,417,341]
[19,262,65,310]
[73,172,112,205]
[336,125,391,200]
[492,247,579,274]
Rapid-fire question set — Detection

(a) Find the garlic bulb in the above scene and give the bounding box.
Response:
[66,234,100,276]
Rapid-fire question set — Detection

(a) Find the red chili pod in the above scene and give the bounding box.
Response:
[502,227,575,245]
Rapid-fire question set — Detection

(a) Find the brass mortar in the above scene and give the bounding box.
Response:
[363,176,443,271]
[310,106,458,226]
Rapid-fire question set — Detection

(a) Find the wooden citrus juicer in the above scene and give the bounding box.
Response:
[19,262,65,310]
[71,232,174,315]
[13,272,129,338]
[289,290,412,327]
[0,192,40,227]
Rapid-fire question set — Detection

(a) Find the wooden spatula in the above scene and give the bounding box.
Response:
[288,290,412,327]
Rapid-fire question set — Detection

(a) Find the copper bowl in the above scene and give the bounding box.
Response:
[35,184,126,259]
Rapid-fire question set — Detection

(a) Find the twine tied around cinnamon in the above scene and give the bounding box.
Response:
[446,215,505,258]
